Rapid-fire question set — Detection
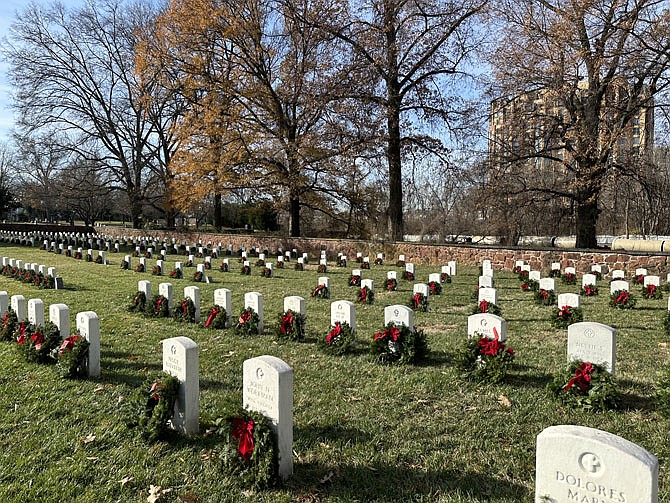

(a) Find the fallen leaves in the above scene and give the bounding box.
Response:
[498,395,512,407]
[147,485,172,503]
[81,433,96,444]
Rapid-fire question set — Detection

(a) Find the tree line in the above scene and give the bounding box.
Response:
[1,0,669,246]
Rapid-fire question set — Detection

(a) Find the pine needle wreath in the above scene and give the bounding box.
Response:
[125,372,180,442]
[534,288,556,306]
[561,272,577,285]
[404,270,415,281]
[173,297,197,323]
[592,270,603,280]
[204,305,228,329]
[152,265,162,276]
[348,274,361,287]
[472,300,502,316]
[460,331,515,383]
[521,279,539,292]
[632,274,645,285]
[17,321,61,364]
[311,284,330,299]
[548,361,620,411]
[135,263,145,273]
[262,267,273,278]
[120,259,130,270]
[516,269,529,281]
[241,264,252,275]
[610,289,636,309]
[409,292,429,312]
[581,284,598,296]
[321,321,355,355]
[294,262,304,271]
[211,408,279,490]
[642,284,663,300]
[655,365,670,418]
[440,273,452,283]
[276,309,306,341]
[128,291,147,313]
[428,281,442,295]
[56,333,90,378]
[371,322,428,365]
[148,295,170,318]
[357,286,374,304]
[256,258,265,267]
[361,261,370,270]
[396,259,406,267]
[193,271,205,282]
[385,278,398,291]
[74,251,83,260]
[375,257,383,265]
[317,264,328,273]
[0,309,18,341]
[235,307,261,336]
[276,260,284,269]
[338,258,347,267]
[169,268,183,279]
[549,268,561,278]
[550,305,584,328]
[219,262,229,273]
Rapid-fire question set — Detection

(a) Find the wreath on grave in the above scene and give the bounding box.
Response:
[516,269,528,281]
[440,273,452,284]
[396,259,406,267]
[460,330,515,383]
[642,284,663,300]
[550,305,584,328]
[548,361,620,411]
[349,274,361,287]
[256,258,265,267]
[610,290,636,309]
[633,274,645,285]
[212,408,279,490]
[152,265,162,276]
[404,270,415,281]
[385,278,398,292]
[185,259,194,267]
[311,284,330,299]
[561,272,577,285]
[132,250,140,258]
[276,309,306,341]
[0,309,19,341]
[241,264,252,275]
[169,268,183,279]
[317,264,328,274]
[173,297,197,323]
[521,279,539,292]
[194,271,204,283]
[128,291,147,313]
[338,257,347,267]
[22,270,36,284]
[355,255,363,263]
[135,263,145,273]
[56,333,90,378]
[235,307,260,336]
[534,288,556,306]
[294,262,304,271]
[472,300,501,317]
[375,257,383,265]
[74,251,83,260]
[145,251,153,259]
[219,262,229,273]
[65,249,72,257]
[120,259,130,270]
[592,270,602,280]
[410,292,429,312]
[85,253,93,262]
[204,305,228,329]
[361,261,370,270]
[125,372,180,442]
[148,295,170,318]
[370,322,427,365]
[428,281,442,296]
[276,260,284,269]
[37,273,55,289]
[655,365,670,418]
[357,286,374,305]
[16,321,60,364]
[204,261,211,270]
[195,252,203,259]
[549,268,561,278]
[94,255,104,264]
[581,284,598,296]
[262,267,273,278]
[321,321,355,355]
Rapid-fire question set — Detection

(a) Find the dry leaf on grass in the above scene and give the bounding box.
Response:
[498,395,512,407]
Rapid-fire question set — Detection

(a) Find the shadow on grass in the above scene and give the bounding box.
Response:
[505,370,553,389]
[617,378,656,411]
[295,423,372,446]
[289,461,528,501]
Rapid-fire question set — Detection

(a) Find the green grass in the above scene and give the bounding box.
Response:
[0,244,668,502]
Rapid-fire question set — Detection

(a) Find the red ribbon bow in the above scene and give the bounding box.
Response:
[30,331,45,351]
[149,381,161,401]
[616,291,628,305]
[232,417,255,462]
[479,300,489,313]
[205,306,220,328]
[312,284,324,297]
[326,322,342,343]
[564,362,594,392]
[239,310,252,325]
[359,288,367,302]
[59,335,81,354]
[374,325,400,342]
[281,311,294,334]
[412,293,422,307]
[16,323,28,344]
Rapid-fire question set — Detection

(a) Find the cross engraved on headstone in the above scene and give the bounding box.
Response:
[579,452,602,474]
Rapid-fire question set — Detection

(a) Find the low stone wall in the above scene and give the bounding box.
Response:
[96,226,670,275]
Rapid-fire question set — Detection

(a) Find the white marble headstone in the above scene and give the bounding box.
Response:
[10,295,26,322]
[162,336,199,435]
[28,299,44,326]
[478,275,494,288]
[612,270,625,280]
[283,296,305,316]
[330,301,356,333]
[159,282,173,312]
[582,273,597,287]
[214,288,232,327]
[610,280,630,295]
[50,304,70,338]
[244,292,264,334]
[77,311,100,378]
[567,322,616,374]
[184,286,201,323]
[644,275,660,287]
[383,305,414,331]
[478,287,498,305]
[558,293,581,309]
[467,313,507,342]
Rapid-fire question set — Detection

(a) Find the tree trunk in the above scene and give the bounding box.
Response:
[575,198,599,249]
[289,195,300,237]
[387,97,403,242]
[213,192,222,231]
[128,192,143,229]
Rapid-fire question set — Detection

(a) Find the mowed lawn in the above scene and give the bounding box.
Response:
[0,243,668,503]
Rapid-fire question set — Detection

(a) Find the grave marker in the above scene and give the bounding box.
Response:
[610,280,630,295]
[184,286,201,323]
[49,304,70,338]
[162,336,199,435]
[612,269,625,280]
[330,301,356,333]
[245,292,264,334]
[567,322,616,374]
[539,278,556,292]
[283,296,305,316]
[467,313,507,342]
[558,293,581,309]
[478,287,498,305]
[159,283,173,313]
[383,305,414,331]
[11,295,26,322]
[478,275,494,288]
[582,273,597,287]
[28,299,44,326]
[77,311,100,377]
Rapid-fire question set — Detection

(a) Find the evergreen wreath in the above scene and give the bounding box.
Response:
[36,273,56,289]
[655,365,670,418]
[460,330,515,383]
[56,333,90,378]
[125,372,180,442]
[610,289,636,309]
[219,262,229,272]
[241,264,252,275]
[74,251,83,260]
[633,273,645,285]
[256,258,265,267]
[355,255,363,263]
[204,305,228,329]
[521,279,539,291]
[642,284,663,300]
[0,309,18,341]
[204,261,212,270]
[550,305,584,328]
[317,264,328,273]
[145,250,153,259]
[592,270,603,280]
[549,268,561,278]
[194,271,205,282]
[375,257,383,265]
[516,269,529,281]
[311,284,330,299]
[404,270,415,281]
[561,272,577,285]
[120,259,130,270]
[262,267,273,278]
[17,321,61,364]
[472,299,501,316]
[148,295,170,318]
[396,259,406,267]
[276,260,284,269]
[428,281,442,295]
[185,259,194,267]
[361,261,370,270]
[169,268,183,279]
[385,278,398,291]
[440,273,452,284]
[132,250,140,257]
[135,263,145,273]
[211,408,279,490]
[152,265,162,276]
[276,309,306,341]
[357,286,374,305]
[410,292,429,312]
[235,307,261,336]
[348,274,361,287]
[128,291,147,313]
[370,322,428,365]
[294,262,304,271]
[338,257,347,267]
[85,253,93,262]
[548,361,620,411]
[581,284,598,296]
[321,321,355,355]
[173,297,197,323]
[534,288,556,306]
